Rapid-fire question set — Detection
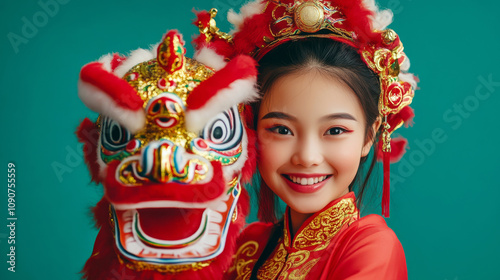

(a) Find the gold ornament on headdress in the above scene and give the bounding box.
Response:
[197,8,233,43]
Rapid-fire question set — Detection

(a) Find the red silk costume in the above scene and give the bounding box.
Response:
[225,192,407,279]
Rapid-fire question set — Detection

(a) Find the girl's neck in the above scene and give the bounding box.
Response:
[288,209,314,238]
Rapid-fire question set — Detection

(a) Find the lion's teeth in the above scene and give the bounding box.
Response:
[124,222,132,233]
[125,237,142,254]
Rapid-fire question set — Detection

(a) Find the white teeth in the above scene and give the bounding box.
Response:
[209,210,223,223]
[124,222,132,233]
[289,175,329,186]
[125,237,142,255]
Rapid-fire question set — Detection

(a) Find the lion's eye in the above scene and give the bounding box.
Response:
[201,107,242,150]
[101,117,132,151]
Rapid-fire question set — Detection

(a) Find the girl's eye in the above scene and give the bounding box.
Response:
[268,125,292,135]
[326,127,347,135]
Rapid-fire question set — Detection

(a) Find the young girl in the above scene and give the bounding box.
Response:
[207,0,417,279]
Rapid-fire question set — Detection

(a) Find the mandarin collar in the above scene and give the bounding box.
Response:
[282,192,359,253]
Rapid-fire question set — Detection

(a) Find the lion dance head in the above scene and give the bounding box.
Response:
[76,29,258,279]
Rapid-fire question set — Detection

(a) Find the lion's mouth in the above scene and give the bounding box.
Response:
[112,182,241,263]
[136,208,207,248]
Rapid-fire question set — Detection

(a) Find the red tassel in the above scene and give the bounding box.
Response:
[382,150,390,218]
[376,136,409,163]
[387,106,415,132]
[389,137,408,162]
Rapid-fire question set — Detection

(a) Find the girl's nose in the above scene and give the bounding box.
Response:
[291,137,324,167]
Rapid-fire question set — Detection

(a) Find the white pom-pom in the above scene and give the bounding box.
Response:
[194,47,227,71]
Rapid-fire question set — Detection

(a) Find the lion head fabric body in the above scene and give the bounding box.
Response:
[76,30,258,279]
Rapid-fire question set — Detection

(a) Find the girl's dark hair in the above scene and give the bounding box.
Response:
[249,38,381,279]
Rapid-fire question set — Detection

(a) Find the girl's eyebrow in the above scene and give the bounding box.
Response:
[321,113,358,122]
[261,111,297,121]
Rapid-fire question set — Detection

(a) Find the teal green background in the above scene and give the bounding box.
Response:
[1,0,499,279]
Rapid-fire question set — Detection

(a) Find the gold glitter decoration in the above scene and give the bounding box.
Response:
[124,57,213,107]
[157,32,185,74]
[124,57,212,149]
[117,253,212,274]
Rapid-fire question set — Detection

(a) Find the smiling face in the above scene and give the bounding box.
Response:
[257,70,377,215]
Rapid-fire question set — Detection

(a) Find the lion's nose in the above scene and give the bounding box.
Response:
[138,140,210,184]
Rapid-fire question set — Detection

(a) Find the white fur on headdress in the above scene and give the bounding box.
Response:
[363,0,394,30]
[78,54,147,134]
[227,0,266,34]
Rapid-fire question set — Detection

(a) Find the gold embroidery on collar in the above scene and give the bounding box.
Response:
[257,241,286,279]
[230,240,260,280]
[292,197,358,250]
[256,197,358,279]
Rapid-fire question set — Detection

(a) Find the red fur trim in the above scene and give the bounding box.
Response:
[76,118,100,184]
[208,39,236,59]
[376,137,408,163]
[332,0,378,45]
[81,199,118,279]
[241,105,257,184]
[80,62,143,111]
[258,180,277,223]
[243,104,255,129]
[239,188,251,220]
[186,55,257,110]
[104,161,226,204]
[192,33,208,51]
[192,37,235,62]
[233,13,272,57]
[193,10,211,30]
[399,106,415,127]
[241,128,257,184]
[386,106,415,134]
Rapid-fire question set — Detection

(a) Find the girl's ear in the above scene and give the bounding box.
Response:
[361,116,382,157]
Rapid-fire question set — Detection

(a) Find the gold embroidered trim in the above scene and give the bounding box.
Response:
[116,253,212,274]
[292,197,358,250]
[257,241,286,279]
[257,196,358,279]
[229,240,260,280]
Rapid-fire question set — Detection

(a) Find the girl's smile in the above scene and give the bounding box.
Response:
[282,173,332,193]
